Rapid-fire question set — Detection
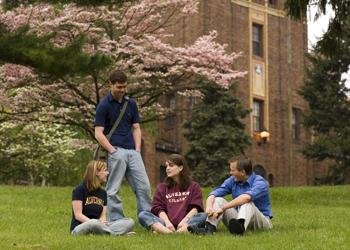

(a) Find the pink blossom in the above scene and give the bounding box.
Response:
[0,0,246,136]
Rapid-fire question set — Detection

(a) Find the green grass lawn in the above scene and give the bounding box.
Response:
[1,185,350,250]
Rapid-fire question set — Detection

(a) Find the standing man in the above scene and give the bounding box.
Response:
[95,70,152,223]
[189,156,272,235]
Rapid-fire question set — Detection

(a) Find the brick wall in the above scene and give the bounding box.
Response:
[142,0,328,187]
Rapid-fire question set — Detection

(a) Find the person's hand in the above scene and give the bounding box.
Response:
[212,207,224,219]
[176,218,189,233]
[100,219,107,225]
[206,207,215,217]
[176,222,189,233]
[110,148,118,154]
[165,221,176,232]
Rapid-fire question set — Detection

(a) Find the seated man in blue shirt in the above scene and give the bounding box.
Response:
[189,156,272,235]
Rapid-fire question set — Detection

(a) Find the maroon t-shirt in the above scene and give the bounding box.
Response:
[151,181,204,227]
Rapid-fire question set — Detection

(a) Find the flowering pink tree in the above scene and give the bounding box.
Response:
[0,0,246,138]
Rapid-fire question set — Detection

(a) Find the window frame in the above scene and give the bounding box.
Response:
[292,107,301,142]
[252,23,263,58]
[165,95,176,130]
[253,99,264,132]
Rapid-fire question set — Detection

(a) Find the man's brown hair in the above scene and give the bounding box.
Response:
[109,70,127,84]
[229,156,253,175]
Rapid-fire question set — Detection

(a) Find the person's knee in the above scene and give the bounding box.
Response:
[192,212,207,221]
[112,217,135,233]
[138,211,151,221]
[214,197,227,206]
[107,190,119,198]
[135,185,151,198]
[124,218,135,229]
[138,210,147,219]
[86,219,99,225]
[89,219,103,229]
[241,202,255,210]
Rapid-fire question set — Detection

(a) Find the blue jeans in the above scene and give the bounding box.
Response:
[107,148,152,222]
[138,211,207,230]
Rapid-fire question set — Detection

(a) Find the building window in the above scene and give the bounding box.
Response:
[253,99,264,132]
[189,96,198,110]
[292,107,301,141]
[269,0,277,5]
[253,23,263,57]
[166,95,176,130]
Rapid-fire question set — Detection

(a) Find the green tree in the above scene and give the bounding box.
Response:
[183,81,251,186]
[0,1,246,186]
[0,122,86,186]
[0,2,243,137]
[0,24,112,79]
[298,17,350,183]
[285,0,350,183]
[285,0,349,56]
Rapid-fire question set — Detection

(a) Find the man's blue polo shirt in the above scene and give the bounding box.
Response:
[209,173,272,218]
[94,92,140,150]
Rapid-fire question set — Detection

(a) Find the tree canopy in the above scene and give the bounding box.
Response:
[0,1,245,139]
[285,0,350,56]
[183,81,250,186]
[299,25,350,183]
[0,1,249,185]
[288,0,350,183]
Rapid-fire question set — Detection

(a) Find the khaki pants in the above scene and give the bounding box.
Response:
[207,197,272,231]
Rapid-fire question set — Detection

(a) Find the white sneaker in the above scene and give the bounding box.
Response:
[125,231,136,236]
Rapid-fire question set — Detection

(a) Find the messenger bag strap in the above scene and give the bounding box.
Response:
[105,96,129,140]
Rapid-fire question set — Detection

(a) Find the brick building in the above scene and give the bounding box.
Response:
[141,0,328,187]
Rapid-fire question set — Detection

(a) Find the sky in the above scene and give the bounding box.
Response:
[307,5,334,48]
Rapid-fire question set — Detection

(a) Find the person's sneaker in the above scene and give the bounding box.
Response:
[228,219,245,235]
[188,222,216,235]
[196,220,206,229]
[125,231,137,236]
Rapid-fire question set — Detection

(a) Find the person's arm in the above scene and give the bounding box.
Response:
[176,208,198,232]
[99,206,107,224]
[151,184,167,215]
[72,200,90,223]
[132,123,141,152]
[159,211,175,232]
[206,177,233,217]
[206,195,216,216]
[95,126,117,154]
[212,194,251,219]
[213,177,269,218]
[151,184,174,231]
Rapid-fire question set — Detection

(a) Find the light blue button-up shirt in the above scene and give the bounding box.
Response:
[209,173,272,218]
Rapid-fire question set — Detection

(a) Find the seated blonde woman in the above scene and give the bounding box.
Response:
[70,160,134,236]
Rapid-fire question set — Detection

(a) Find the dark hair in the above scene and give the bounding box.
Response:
[229,156,252,175]
[83,160,107,192]
[109,70,127,84]
[165,154,192,191]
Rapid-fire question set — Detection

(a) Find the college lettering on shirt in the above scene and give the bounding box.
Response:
[85,196,104,206]
[166,191,190,203]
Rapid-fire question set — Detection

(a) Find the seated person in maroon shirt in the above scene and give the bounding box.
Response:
[138,154,207,233]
